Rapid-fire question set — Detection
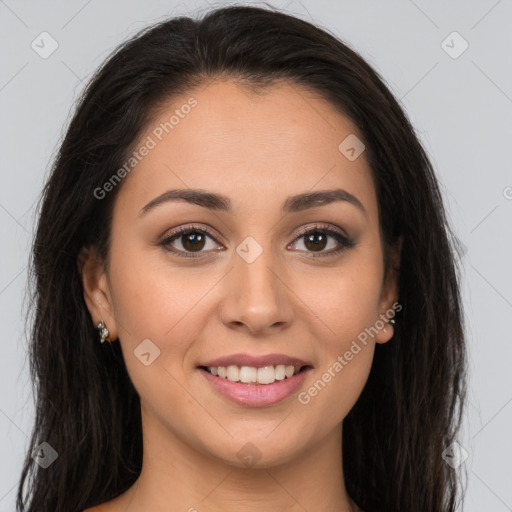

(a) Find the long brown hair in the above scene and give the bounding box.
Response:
[17,5,467,511]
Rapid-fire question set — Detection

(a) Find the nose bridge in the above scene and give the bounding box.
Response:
[220,234,292,333]
[235,234,281,301]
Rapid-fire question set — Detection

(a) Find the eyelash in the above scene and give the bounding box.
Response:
[158,223,356,259]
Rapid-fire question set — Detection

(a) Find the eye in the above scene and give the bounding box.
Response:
[288,223,356,258]
[158,224,223,259]
[158,223,356,259]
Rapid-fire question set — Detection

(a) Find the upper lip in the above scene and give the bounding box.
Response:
[199,353,313,368]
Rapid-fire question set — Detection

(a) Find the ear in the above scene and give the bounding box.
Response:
[77,246,118,340]
[375,235,402,344]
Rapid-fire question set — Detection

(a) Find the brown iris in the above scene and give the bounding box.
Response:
[303,231,328,252]
[181,232,207,252]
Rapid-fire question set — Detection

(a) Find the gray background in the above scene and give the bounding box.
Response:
[1,0,511,510]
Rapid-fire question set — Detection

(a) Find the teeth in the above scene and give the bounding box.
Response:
[257,366,276,384]
[226,365,240,382]
[275,365,286,381]
[206,364,302,384]
[239,366,257,383]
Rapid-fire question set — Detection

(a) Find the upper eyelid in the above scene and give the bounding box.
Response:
[161,224,223,244]
[162,223,347,244]
[294,223,349,239]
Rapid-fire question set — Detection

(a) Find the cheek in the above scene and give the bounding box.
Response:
[303,252,384,343]
[108,240,209,342]
[299,347,375,431]
[298,275,378,426]
[107,247,206,428]
[294,256,381,421]
[106,243,205,402]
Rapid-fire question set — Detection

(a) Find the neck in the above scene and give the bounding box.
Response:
[116,406,360,512]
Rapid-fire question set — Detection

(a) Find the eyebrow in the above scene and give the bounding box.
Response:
[138,188,367,217]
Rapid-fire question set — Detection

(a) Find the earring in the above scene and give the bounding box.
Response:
[96,320,114,343]
[388,318,396,325]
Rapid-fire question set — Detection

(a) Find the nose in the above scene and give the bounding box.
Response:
[218,239,294,337]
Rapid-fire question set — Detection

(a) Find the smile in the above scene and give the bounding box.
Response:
[201,364,305,384]
[198,365,312,407]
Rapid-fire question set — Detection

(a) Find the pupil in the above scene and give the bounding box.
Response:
[305,232,326,251]
[183,232,205,251]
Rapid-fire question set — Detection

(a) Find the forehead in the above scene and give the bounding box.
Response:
[114,79,377,223]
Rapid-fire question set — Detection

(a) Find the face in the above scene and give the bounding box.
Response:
[81,79,400,469]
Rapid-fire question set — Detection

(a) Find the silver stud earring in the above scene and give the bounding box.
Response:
[96,320,113,343]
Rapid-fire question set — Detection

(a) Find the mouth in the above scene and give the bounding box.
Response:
[198,363,311,385]
[196,353,313,406]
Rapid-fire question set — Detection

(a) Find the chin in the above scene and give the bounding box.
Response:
[202,433,307,470]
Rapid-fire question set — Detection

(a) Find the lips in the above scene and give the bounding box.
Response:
[199,353,312,368]
[196,353,313,406]
[199,364,312,407]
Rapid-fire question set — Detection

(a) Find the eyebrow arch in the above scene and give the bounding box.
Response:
[138,188,366,217]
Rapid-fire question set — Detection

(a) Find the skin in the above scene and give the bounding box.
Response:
[80,79,401,512]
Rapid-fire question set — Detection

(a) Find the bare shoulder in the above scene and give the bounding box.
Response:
[82,493,127,512]
[82,484,136,512]
[82,502,115,512]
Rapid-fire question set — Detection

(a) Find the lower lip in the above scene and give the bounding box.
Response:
[199,367,311,407]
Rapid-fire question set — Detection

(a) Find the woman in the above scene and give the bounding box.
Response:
[16,5,467,512]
